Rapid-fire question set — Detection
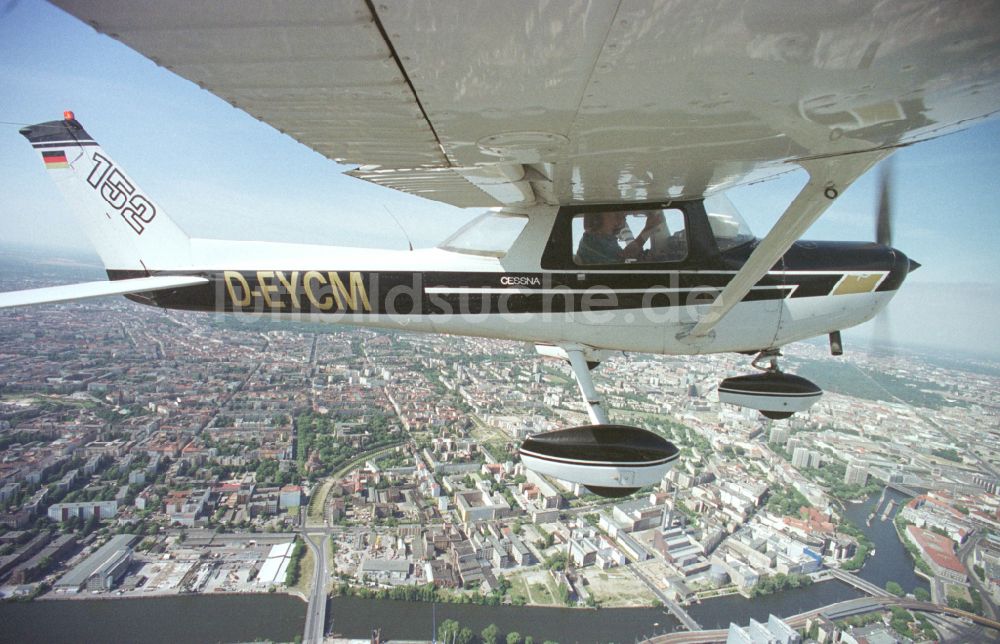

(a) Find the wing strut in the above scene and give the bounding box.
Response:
[684,149,892,340]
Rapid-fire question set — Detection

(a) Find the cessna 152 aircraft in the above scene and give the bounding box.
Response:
[3,1,999,496]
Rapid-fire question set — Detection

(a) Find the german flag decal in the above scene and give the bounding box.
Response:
[42,150,68,169]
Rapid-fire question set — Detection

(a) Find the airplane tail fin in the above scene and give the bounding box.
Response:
[19,112,191,273]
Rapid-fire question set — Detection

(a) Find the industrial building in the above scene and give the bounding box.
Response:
[53,534,137,593]
[359,557,412,584]
[255,540,296,587]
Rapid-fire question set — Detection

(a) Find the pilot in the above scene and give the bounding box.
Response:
[637,211,683,261]
[577,212,660,265]
[576,212,626,264]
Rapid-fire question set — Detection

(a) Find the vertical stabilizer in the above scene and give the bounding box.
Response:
[20,113,191,273]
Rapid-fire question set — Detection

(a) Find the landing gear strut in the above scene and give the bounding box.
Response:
[751,348,783,374]
[718,348,823,420]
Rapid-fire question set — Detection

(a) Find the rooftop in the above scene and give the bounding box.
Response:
[906,524,965,574]
[54,533,137,589]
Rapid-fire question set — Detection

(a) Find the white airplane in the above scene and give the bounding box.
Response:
[4,1,999,496]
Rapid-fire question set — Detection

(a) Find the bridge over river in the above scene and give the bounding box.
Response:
[643,596,1000,643]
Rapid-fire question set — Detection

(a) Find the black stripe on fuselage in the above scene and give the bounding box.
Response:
[107,269,894,316]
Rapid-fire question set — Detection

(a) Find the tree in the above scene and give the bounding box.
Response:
[506,633,522,644]
[438,619,460,643]
[457,627,474,644]
[285,537,305,586]
[914,587,930,601]
[558,582,572,605]
[83,513,99,536]
[481,623,500,644]
[544,552,567,571]
[886,581,904,597]
[62,515,79,533]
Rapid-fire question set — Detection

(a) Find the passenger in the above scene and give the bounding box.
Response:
[576,212,662,265]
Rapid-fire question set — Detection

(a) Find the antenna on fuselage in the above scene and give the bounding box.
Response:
[383,205,414,251]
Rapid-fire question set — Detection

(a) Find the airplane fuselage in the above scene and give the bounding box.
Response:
[117,230,911,357]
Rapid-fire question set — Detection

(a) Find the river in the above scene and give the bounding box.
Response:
[840,487,930,596]
[0,594,305,644]
[326,580,863,641]
[0,487,926,643]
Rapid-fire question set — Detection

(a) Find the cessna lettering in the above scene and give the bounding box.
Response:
[223,270,371,313]
[500,275,541,286]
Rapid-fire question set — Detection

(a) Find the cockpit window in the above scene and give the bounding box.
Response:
[704,193,754,252]
[572,208,687,265]
[439,211,528,258]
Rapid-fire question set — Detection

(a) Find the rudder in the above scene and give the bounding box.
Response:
[20,113,191,273]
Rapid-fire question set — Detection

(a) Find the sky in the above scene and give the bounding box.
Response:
[1,0,999,357]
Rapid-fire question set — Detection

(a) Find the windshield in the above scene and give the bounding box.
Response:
[704,193,755,252]
[439,211,529,257]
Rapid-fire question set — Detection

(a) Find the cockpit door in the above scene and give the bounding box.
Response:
[559,207,695,354]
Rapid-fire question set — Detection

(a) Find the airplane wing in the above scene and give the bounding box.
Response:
[50,1,1000,208]
[0,275,209,309]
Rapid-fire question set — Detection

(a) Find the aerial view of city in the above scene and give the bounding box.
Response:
[0,257,998,643]
[2,4,1000,643]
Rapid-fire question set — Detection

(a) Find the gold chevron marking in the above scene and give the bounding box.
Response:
[832,274,882,295]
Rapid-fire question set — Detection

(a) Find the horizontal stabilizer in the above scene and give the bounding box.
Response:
[0,275,208,309]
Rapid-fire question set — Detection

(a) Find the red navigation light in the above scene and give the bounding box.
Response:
[63,110,75,121]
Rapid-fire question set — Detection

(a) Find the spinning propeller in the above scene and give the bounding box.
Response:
[871,157,917,354]
[876,158,894,247]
